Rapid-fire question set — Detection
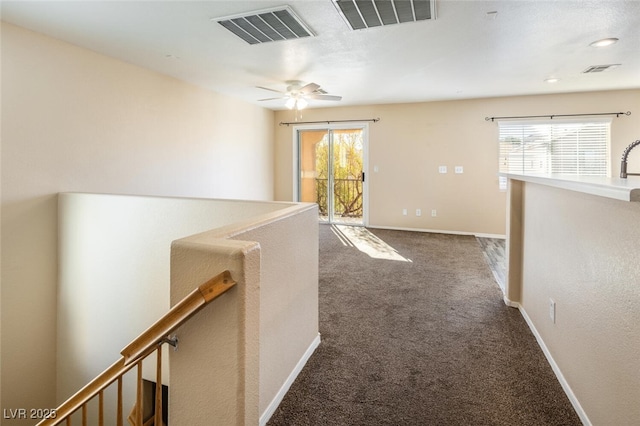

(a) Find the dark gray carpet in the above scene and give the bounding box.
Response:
[268,225,581,426]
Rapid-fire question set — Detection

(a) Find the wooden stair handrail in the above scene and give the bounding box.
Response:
[122,270,236,365]
[37,270,236,426]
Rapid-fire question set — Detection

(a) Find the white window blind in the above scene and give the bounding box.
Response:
[498,120,610,176]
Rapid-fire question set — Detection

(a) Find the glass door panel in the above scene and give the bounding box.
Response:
[298,129,329,222]
[331,129,364,225]
[298,127,365,225]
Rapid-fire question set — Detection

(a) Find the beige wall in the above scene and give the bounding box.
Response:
[57,194,292,424]
[517,183,640,424]
[274,89,640,235]
[170,237,262,425]
[1,22,274,422]
[228,208,319,421]
[171,202,319,425]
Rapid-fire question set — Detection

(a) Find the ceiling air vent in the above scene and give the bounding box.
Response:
[213,6,314,45]
[583,64,621,73]
[333,0,436,30]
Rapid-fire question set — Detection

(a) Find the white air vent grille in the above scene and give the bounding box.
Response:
[214,6,314,45]
[333,0,435,30]
[583,64,621,73]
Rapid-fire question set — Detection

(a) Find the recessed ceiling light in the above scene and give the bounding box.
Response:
[589,38,619,47]
[544,78,560,83]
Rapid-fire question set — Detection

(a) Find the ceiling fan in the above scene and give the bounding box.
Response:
[257,81,342,110]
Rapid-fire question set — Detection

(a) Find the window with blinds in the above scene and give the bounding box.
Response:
[498,120,610,176]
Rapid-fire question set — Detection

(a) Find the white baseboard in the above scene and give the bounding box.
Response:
[368,225,505,239]
[503,296,519,308]
[475,232,506,239]
[259,333,321,426]
[517,307,591,426]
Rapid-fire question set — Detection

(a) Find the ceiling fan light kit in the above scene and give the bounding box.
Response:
[285,97,297,109]
[285,96,308,110]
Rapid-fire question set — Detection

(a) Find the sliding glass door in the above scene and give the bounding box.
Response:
[297,126,367,225]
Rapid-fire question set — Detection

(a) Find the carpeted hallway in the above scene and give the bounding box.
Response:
[268,225,581,425]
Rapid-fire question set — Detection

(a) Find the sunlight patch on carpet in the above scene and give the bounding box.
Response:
[331,225,412,262]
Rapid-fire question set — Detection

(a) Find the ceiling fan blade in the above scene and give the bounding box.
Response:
[256,86,286,94]
[258,97,285,101]
[299,82,320,94]
[307,94,342,101]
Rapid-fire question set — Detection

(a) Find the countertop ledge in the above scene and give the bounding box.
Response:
[501,173,640,202]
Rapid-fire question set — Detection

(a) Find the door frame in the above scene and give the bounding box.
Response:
[292,122,369,226]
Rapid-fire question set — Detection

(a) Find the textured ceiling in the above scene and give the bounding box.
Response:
[2,0,639,110]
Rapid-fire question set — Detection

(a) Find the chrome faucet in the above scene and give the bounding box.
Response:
[620,140,640,178]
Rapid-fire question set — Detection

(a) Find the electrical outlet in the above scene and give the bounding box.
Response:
[455,166,464,174]
[431,209,437,217]
[549,298,556,324]
[438,166,447,174]
[416,209,422,216]
[402,208,407,216]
